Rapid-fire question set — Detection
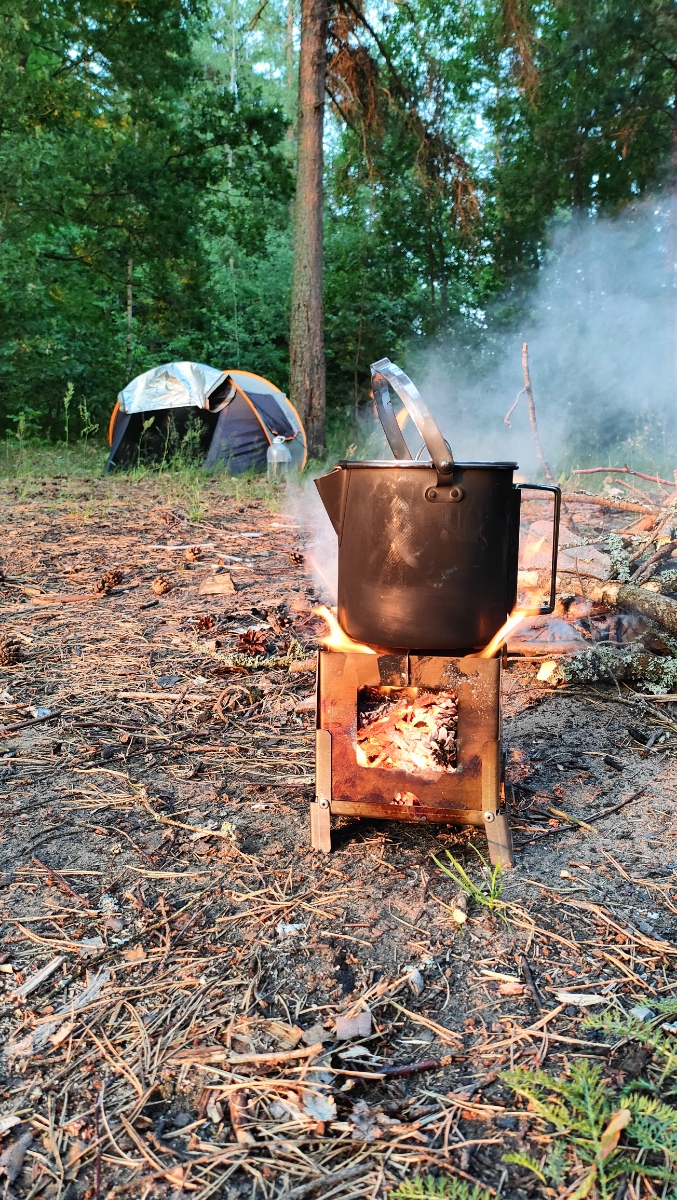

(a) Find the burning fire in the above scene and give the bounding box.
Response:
[477,607,540,658]
[314,605,376,654]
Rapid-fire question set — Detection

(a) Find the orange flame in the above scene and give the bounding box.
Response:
[477,607,540,658]
[314,605,376,654]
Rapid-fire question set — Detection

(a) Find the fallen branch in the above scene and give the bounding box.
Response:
[572,465,675,487]
[589,580,677,638]
[563,492,658,516]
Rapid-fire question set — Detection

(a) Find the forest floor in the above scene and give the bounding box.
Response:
[0,471,675,1200]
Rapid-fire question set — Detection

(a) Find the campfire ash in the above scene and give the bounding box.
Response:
[356,685,458,773]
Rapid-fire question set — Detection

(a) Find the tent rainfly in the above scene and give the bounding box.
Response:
[107,362,307,473]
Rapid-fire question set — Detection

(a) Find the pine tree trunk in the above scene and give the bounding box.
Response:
[289,0,327,458]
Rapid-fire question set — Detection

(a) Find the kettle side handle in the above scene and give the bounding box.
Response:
[515,483,561,614]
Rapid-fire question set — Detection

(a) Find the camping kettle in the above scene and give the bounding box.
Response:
[314,358,561,652]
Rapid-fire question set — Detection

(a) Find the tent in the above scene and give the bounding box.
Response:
[107,362,307,473]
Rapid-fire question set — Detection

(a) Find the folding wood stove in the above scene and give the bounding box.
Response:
[310,647,514,867]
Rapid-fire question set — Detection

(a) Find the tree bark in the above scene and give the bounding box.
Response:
[289,0,327,458]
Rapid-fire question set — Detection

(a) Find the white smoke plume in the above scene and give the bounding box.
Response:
[411,197,677,478]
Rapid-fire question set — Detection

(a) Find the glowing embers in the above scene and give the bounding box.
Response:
[355,685,458,774]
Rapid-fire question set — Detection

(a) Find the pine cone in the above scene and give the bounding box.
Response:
[288,551,304,565]
[196,614,215,631]
[235,629,267,656]
[151,576,171,596]
[0,636,21,665]
[185,546,202,563]
[95,569,123,594]
[266,605,292,633]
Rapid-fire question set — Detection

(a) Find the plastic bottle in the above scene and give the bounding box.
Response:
[266,435,292,480]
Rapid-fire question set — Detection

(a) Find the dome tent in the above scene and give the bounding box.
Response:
[107,362,307,473]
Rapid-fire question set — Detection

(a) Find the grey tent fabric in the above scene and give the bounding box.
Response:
[107,364,306,474]
[117,362,225,414]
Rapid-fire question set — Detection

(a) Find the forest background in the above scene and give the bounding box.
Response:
[2,0,677,471]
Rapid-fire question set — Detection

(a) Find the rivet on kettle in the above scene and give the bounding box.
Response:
[449,486,465,502]
[426,488,438,500]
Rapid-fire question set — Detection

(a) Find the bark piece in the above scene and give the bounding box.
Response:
[198,573,235,596]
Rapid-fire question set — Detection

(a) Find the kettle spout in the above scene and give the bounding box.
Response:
[314,467,348,540]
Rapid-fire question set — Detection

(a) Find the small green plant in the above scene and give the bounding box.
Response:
[77,397,99,447]
[187,485,204,521]
[430,844,505,916]
[177,412,204,466]
[136,415,155,468]
[62,381,74,444]
[389,1175,492,1200]
[503,1037,677,1197]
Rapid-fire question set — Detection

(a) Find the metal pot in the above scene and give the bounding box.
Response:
[315,358,560,651]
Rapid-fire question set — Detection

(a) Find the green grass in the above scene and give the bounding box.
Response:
[430,845,505,917]
[0,439,296,516]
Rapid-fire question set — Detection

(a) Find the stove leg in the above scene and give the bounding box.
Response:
[310,799,332,853]
[312,729,332,852]
[484,810,514,869]
[482,738,514,869]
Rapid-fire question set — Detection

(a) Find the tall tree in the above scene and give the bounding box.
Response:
[289,0,328,457]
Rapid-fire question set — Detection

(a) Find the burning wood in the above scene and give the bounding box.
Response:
[355,685,458,772]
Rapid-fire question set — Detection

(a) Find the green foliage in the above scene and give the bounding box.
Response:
[504,1060,633,1197]
[503,1145,567,1187]
[430,845,505,916]
[389,1174,492,1200]
[503,1001,677,1195]
[0,0,292,438]
[3,0,677,454]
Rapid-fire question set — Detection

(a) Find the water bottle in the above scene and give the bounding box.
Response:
[266,435,293,480]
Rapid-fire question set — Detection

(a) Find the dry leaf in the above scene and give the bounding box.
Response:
[0,1116,21,1138]
[600,1109,632,1159]
[51,1021,74,1047]
[498,981,524,996]
[555,991,608,1007]
[121,944,146,962]
[302,1091,337,1122]
[0,1131,32,1182]
[335,1011,372,1040]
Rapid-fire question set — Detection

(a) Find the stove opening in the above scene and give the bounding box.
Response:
[355,685,459,773]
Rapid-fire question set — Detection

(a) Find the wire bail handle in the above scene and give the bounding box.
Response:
[371,358,454,481]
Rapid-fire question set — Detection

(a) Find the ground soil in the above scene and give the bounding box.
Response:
[0,474,674,1200]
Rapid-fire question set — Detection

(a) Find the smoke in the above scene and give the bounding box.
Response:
[409,197,677,477]
[287,198,677,586]
[284,475,338,601]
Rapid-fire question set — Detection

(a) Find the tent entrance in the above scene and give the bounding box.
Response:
[107,363,307,474]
